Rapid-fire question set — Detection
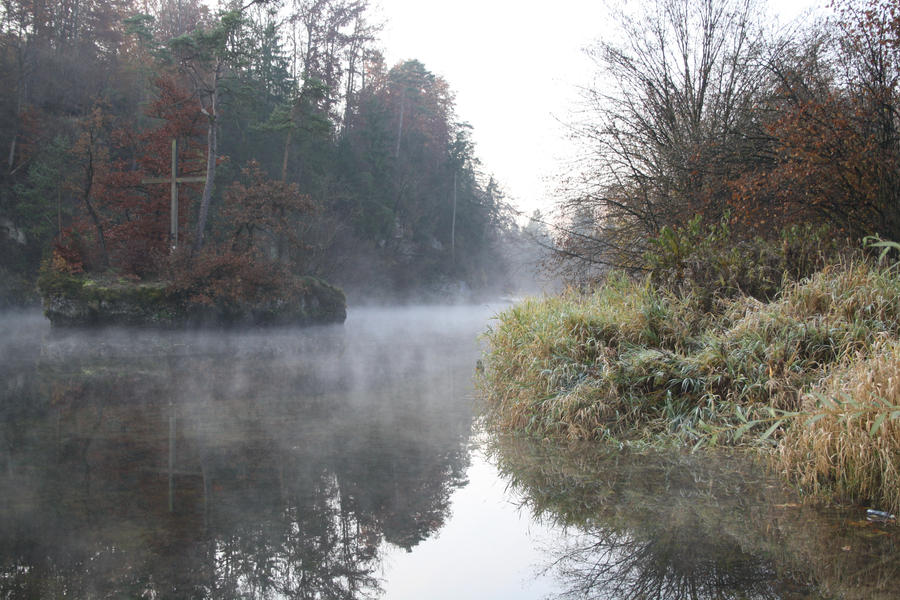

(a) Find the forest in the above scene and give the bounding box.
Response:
[0,0,531,308]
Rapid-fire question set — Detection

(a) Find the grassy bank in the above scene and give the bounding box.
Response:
[478,259,900,512]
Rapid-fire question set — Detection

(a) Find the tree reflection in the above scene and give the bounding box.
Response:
[546,522,784,600]
[492,435,900,600]
[0,333,472,598]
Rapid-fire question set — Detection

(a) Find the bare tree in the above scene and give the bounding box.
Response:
[555,0,769,279]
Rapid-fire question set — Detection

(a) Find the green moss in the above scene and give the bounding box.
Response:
[37,268,346,328]
[36,268,84,298]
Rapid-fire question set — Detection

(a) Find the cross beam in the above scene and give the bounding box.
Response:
[142,139,206,249]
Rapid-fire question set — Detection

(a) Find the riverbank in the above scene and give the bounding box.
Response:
[478,260,900,513]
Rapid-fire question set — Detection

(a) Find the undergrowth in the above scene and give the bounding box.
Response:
[478,257,900,512]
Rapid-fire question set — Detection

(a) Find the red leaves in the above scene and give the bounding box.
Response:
[166,247,294,311]
[51,241,84,274]
[55,76,209,278]
[728,88,894,239]
[222,160,317,258]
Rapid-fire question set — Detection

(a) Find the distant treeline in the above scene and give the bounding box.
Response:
[0,0,539,305]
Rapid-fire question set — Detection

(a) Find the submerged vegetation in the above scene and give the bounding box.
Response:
[479,226,900,513]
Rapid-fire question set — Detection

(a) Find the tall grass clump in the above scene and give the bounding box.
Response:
[697,260,900,410]
[480,224,900,511]
[645,216,843,309]
[776,340,900,513]
[481,254,900,440]
[479,274,707,440]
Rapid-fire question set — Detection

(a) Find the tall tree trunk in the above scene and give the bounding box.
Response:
[193,58,223,252]
[194,111,217,251]
[8,44,28,172]
[7,136,16,172]
[342,58,356,135]
[281,125,293,181]
[394,89,405,159]
[82,145,108,268]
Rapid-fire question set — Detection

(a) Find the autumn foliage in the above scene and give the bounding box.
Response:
[165,247,293,316]
[0,0,509,305]
[555,0,900,281]
[45,70,322,301]
[48,76,205,276]
[223,160,315,258]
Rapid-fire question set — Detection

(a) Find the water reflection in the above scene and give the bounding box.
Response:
[0,307,488,598]
[490,436,900,600]
[7,307,898,599]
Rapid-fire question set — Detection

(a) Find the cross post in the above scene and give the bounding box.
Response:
[141,138,206,249]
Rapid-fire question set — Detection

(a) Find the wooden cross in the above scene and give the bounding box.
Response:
[141,138,206,249]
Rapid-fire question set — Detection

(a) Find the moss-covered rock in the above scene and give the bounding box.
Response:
[37,270,346,328]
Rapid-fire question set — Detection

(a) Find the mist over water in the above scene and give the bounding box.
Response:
[2,305,897,599]
[0,304,535,598]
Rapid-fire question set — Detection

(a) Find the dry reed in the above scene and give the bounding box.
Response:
[479,259,900,510]
[776,340,900,512]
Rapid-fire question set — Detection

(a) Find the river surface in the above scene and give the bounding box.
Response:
[1,305,898,599]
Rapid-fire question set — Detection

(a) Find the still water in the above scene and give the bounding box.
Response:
[0,306,898,599]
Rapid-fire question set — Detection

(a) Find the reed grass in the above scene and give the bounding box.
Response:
[776,340,900,512]
[479,258,900,510]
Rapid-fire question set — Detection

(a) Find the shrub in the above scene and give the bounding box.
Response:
[478,276,710,440]
[645,216,846,309]
[480,259,900,445]
[165,248,296,319]
[481,237,900,511]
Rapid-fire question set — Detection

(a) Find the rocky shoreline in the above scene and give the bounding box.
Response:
[38,271,346,328]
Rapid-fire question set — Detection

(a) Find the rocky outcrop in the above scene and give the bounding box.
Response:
[38,271,346,328]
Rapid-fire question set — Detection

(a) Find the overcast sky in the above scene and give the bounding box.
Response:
[375,0,608,219]
[374,0,824,219]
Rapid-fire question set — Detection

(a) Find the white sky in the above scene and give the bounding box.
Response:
[376,0,607,219]
[375,0,824,219]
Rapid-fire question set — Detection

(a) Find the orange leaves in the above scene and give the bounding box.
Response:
[50,244,84,274]
[167,247,293,313]
[222,160,317,257]
[728,86,896,239]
